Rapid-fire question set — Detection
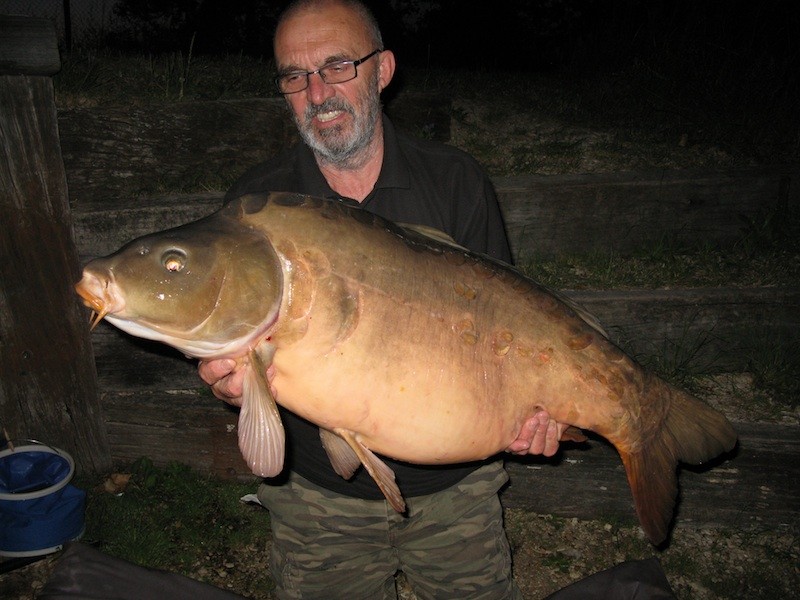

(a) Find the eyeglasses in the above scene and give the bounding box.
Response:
[276,49,383,94]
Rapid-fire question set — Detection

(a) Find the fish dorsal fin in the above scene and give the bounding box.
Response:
[238,345,285,477]
[549,288,609,338]
[332,428,407,514]
[397,223,467,250]
[319,428,362,479]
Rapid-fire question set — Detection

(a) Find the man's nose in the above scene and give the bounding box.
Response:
[306,71,334,104]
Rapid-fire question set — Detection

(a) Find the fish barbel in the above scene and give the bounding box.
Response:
[75,192,737,545]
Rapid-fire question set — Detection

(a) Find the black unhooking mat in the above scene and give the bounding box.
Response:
[544,557,676,599]
[39,542,245,599]
[40,542,676,599]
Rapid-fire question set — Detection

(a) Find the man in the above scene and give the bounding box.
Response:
[200,1,565,597]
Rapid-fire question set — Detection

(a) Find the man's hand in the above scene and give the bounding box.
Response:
[505,411,565,457]
[198,359,246,406]
[199,358,280,407]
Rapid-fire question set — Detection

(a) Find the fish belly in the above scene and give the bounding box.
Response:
[266,232,626,465]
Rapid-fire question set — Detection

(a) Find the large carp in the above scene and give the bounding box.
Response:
[75,192,737,545]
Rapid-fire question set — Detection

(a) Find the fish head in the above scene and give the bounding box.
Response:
[75,211,283,359]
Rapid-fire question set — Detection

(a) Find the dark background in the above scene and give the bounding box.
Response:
[104,0,798,75]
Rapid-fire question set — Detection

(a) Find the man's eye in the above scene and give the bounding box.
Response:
[283,73,303,83]
[326,63,348,74]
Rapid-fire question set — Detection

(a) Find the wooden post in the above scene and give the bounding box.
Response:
[0,16,111,472]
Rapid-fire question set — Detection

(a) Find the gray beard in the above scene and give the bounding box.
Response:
[294,84,382,170]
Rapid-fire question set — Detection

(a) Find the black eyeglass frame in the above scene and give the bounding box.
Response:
[275,49,383,94]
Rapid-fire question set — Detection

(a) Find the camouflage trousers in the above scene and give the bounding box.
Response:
[256,460,523,600]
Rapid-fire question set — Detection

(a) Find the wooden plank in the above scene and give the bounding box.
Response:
[0,16,60,76]
[0,74,110,472]
[495,169,799,259]
[58,95,451,205]
[59,100,297,205]
[501,422,798,532]
[73,192,222,262]
[102,389,251,479]
[564,287,800,373]
[89,323,201,392]
[68,167,800,265]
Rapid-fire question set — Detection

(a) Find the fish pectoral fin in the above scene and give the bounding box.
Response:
[319,428,362,479]
[332,428,407,514]
[238,347,285,478]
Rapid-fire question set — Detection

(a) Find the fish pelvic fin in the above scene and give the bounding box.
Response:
[238,346,285,478]
[319,428,361,479]
[332,428,407,514]
[620,380,738,546]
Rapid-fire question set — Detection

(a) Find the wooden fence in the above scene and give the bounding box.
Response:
[1,15,797,530]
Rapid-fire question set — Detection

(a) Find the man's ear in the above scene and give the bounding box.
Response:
[377,50,396,92]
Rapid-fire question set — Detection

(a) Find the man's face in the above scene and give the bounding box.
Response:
[274,4,391,166]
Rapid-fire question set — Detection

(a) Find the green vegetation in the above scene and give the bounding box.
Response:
[77,458,273,593]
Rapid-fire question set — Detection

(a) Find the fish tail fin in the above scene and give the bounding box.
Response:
[619,379,738,545]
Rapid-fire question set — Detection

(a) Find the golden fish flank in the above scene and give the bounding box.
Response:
[75,191,737,546]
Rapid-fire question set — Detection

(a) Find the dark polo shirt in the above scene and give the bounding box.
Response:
[225,115,512,498]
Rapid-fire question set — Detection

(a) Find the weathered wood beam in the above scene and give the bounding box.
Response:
[496,169,799,259]
[0,17,110,472]
[566,287,800,373]
[502,421,798,533]
[58,94,451,206]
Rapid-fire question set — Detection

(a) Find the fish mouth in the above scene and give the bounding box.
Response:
[75,271,125,330]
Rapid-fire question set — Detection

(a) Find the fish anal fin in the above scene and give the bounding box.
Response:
[319,428,361,479]
[561,425,588,444]
[333,428,406,514]
[238,346,285,478]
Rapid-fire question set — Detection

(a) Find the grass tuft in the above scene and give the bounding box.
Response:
[77,458,271,577]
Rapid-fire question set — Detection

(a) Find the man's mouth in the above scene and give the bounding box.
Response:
[316,109,343,123]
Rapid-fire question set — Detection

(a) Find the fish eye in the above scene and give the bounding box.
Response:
[162,249,187,272]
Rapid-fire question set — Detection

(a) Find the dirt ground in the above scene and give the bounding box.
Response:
[3,506,797,599]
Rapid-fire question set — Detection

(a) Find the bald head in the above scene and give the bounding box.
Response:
[271,0,395,171]
[275,0,383,60]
